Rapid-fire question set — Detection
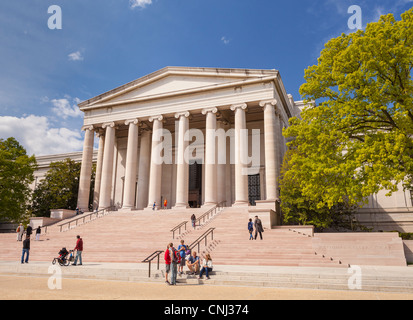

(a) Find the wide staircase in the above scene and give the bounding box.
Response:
[0,206,407,267]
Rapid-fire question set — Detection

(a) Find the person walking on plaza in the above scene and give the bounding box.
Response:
[169,243,179,285]
[164,243,171,285]
[248,218,254,240]
[16,223,24,241]
[177,240,188,276]
[35,226,41,241]
[26,225,32,238]
[199,254,213,280]
[254,216,264,240]
[72,235,83,266]
[21,235,30,264]
[164,198,167,209]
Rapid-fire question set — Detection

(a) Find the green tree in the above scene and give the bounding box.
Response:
[31,158,82,217]
[0,137,37,222]
[281,9,413,228]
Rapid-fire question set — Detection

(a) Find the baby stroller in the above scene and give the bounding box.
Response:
[52,247,74,266]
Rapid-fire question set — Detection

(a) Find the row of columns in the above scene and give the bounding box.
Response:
[77,99,283,212]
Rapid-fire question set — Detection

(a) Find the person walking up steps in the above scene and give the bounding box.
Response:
[254,216,264,240]
[248,218,254,240]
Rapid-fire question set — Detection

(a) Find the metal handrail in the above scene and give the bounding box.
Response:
[170,221,188,238]
[189,228,215,254]
[142,250,164,278]
[194,201,226,227]
[59,207,112,232]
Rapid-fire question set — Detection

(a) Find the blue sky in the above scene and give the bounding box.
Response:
[0,0,412,155]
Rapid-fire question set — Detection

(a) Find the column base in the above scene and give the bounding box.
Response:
[172,204,190,210]
[232,201,250,208]
[202,202,217,208]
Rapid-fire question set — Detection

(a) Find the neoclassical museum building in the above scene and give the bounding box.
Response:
[33,67,413,231]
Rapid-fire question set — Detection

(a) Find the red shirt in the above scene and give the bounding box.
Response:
[75,238,83,251]
[164,249,171,265]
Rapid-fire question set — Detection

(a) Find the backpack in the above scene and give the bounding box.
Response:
[171,248,181,263]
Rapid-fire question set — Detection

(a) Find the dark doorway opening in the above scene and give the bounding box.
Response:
[188,162,202,208]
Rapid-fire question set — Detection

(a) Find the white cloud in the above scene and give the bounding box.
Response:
[68,51,84,61]
[221,36,230,45]
[51,97,83,119]
[0,115,84,156]
[129,0,152,9]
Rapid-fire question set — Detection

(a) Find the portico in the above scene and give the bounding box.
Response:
[76,67,301,212]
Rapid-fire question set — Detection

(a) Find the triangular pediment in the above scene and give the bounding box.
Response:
[79,67,278,109]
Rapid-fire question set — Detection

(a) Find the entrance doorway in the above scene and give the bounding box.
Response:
[248,174,261,206]
[188,162,202,208]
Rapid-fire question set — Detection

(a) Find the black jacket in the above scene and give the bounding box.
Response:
[23,239,30,250]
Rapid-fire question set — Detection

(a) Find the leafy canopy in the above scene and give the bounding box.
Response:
[0,137,37,222]
[281,9,413,227]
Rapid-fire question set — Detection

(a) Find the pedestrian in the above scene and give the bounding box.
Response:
[26,225,32,238]
[72,235,83,266]
[169,242,179,285]
[186,251,200,275]
[199,254,213,280]
[76,207,79,215]
[177,240,188,275]
[35,226,41,241]
[254,215,264,240]
[164,244,171,285]
[152,202,156,211]
[21,235,30,264]
[164,198,167,209]
[248,218,254,240]
[16,223,24,241]
[191,214,196,229]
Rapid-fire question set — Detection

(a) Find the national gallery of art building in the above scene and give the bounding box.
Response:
[33,67,413,231]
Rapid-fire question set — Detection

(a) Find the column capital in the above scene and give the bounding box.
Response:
[201,107,218,115]
[125,118,140,126]
[148,115,164,123]
[175,111,191,119]
[259,99,278,108]
[81,125,94,132]
[230,103,247,112]
[102,122,116,129]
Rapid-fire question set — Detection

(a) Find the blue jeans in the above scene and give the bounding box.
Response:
[74,251,82,265]
[21,249,29,263]
[171,262,178,284]
[199,267,212,278]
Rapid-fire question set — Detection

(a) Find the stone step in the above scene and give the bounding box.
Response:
[2,261,413,293]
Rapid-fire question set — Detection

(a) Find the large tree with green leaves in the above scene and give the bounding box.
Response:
[0,137,37,222]
[30,158,84,217]
[281,9,413,228]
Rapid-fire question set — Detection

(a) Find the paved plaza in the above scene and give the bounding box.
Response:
[2,274,413,301]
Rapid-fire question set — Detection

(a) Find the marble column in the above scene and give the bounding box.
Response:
[230,103,249,207]
[77,125,95,212]
[147,115,164,210]
[99,122,116,210]
[216,120,227,205]
[259,99,280,201]
[202,107,218,206]
[136,129,151,210]
[122,119,140,209]
[174,111,190,208]
[93,131,105,210]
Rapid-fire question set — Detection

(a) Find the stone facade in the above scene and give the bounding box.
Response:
[33,67,413,232]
